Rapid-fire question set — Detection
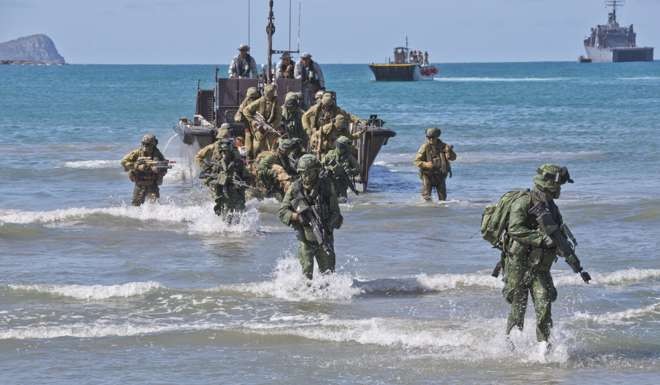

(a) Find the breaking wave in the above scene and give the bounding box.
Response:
[573,303,660,325]
[0,203,261,234]
[217,264,660,302]
[242,315,570,363]
[553,268,660,286]
[7,281,162,300]
[0,321,223,340]
[63,160,119,169]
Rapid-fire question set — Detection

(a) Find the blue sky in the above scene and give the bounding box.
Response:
[1,0,658,64]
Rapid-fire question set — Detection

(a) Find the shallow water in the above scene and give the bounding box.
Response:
[1,62,659,384]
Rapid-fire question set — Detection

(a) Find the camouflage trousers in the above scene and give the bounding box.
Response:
[503,250,557,342]
[297,235,335,280]
[213,185,246,216]
[245,130,274,161]
[420,173,447,201]
[132,182,159,206]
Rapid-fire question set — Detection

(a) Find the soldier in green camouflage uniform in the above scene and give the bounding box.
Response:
[503,164,588,343]
[413,127,457,201]
[279,154,343,279]
[281,92,308,148]
[121,134,169,206]
[197,137,251,216]
[321,136,359,200]
[257,138,299,200]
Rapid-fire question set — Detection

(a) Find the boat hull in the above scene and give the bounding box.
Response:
[584,46,654,62]
[369,64,418,81]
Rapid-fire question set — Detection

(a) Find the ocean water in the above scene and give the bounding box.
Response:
[1,62,659,384]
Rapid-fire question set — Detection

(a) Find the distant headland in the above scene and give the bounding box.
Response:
[0,34,65,65]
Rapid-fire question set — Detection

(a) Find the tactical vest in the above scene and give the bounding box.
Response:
[423,142,450,176]
[236,54,254,77]
[300,61,320,85]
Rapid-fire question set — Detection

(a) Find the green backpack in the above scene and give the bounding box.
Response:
[480,190,529,248]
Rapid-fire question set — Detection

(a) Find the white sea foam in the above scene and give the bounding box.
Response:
[573,303,660,325]
[0,203,260,235]
[434,77,570,83]
[8,281,162,300]
[0,321,223,340]
[218,256,361,302]
[243,316,570,363]
[63,160,119,169]
[416,273,503,291]
[554,268,660,286]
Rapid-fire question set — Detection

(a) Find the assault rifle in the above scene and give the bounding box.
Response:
[529,202,591,283]
[136,157,175,172]
[294,198,334,256]
[199,159,251,189]
[254,112,284,137]
[325,157,359,195]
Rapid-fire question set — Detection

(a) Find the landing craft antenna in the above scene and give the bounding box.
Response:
[265,0,301,83]
[606,0,624,21]
[297,1,302,52]
[248,0,252,48]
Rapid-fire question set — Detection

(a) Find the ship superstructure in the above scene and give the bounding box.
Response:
[582,0,653,62]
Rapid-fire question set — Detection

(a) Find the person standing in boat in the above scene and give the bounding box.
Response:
[294,53,324,108]
[229,44,258,79]
[275,52,296,79]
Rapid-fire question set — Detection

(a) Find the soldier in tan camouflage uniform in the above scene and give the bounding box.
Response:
[234,87,260,161]
[244,83,282,160]
[121,134,169,206]
[413,127,457,201]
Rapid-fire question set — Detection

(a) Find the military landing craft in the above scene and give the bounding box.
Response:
[174,0,395,191]
[369,37,438,81]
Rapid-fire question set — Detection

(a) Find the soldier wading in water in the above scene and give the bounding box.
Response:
[482,164,591,352]
[279,154,342,280]
[121,134,171,206]
[414,127,456,202]
[196,131,251,219]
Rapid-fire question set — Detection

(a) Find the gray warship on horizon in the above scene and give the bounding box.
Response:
[174,0,395,191]
[580,0,654,63]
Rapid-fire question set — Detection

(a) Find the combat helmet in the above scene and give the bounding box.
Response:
[278,138,294,152]
[215,123,231,139]
[533,164,573,197]
[141,134,158,145]
[264,83,277,98]
[296,154,321,173]
[246,87,259,99]
[321,92,335,108]
[284,92,298,108]
[336,136,352,147]
[425,127,441,138]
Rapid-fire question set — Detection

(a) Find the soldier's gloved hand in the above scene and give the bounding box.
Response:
[136,164,147,172]
[542,235,555,249]
[290,212,300,223]
[580,270,591,284]
[422,161,433,170]
[151,166,159,174]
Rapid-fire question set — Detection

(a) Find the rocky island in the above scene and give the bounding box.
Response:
[0,34,65,65]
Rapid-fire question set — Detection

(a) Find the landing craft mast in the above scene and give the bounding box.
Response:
[265,0,301,83]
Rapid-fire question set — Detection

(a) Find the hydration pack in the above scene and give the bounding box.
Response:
[480,190,529,248]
